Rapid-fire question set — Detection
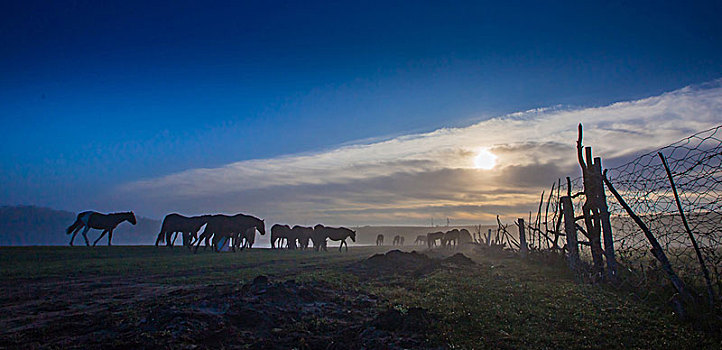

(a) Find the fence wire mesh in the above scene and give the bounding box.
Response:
[604,124,722,302]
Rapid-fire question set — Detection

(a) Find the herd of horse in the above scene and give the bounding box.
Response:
[374,229,473,248]
[66,211,471,252]
[65,210,356,252]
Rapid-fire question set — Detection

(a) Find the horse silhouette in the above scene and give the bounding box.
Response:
[239,226,258,249]
[392,235,401,245]
[66,211,136,246]
[292,225,314,250]
[376,234,384,246]
[426,231,444,248]
[442,229,460,248]
[271,224,293,249]
[312,224,356,252]
[193,213,265,253]
[458,229,473,244]
[155,214,210,249]
[414,235,427,245]
[311,224,329,251]
[313,224,355,252]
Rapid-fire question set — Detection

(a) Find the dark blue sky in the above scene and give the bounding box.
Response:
[1,0,721,213]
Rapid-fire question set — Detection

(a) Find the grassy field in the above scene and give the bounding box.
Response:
[0,245,718,349]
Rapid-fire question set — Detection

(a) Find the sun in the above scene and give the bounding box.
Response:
[473,148,497,170]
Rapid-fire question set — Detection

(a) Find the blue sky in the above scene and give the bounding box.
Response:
[1,1,722,223]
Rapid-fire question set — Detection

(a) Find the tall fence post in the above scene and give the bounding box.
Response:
[594,157,617,280]
[577,125,605,280]
[561,196,580,271]
[518,218,527,257]
[487,229,492,246]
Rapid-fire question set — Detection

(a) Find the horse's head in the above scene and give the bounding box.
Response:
[349,229,356,242]
[256,219,266,235]
[127,212,137,225]
[314,224,325,231]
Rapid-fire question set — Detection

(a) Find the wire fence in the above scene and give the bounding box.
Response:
[604,124,722,302]
[501,124,722,312]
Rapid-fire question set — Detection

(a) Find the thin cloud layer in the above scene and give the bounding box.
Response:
[118,81,722,225]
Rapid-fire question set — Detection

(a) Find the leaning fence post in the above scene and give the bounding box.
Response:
[594,157,617,280]
[561,196,580,271]
[603,170,694,316]
[518,218,527,257]
[659,152,715,307]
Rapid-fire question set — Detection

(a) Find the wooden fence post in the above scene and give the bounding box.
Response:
[487,229,492,246]
[603,171,694,316]
[660,152,715,307]
[518,218,527,257]
[594,157,617,280]
[561,196,580,271]
[577,125,605,280]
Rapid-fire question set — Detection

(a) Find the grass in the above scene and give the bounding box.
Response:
[0,245,719,349]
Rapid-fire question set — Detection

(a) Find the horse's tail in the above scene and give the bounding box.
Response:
[66,219,82,235]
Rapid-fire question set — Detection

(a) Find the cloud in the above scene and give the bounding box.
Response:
[116,80,722,225]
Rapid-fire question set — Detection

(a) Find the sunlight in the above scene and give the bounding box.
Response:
[473,148,497,170]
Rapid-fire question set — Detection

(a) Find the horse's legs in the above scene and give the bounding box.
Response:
[171,232,181,247]
[81,226,91,246]
[107,229,113,246]
[93,229,109,246]
[69,225,82,246]
[204,234,212,250]
[193,232,207,253]
[155,231,165,247]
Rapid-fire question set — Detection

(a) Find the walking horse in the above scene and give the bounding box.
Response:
[66,211,136,246]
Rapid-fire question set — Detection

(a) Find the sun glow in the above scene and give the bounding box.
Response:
[473,148,497,170]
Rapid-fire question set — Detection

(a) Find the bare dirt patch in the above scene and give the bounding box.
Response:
[352,249,476,278]
[0,275,440,349]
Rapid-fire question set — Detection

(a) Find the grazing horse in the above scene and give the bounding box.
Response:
[311,224,329,251]
[376,234,384,246]
[155,214,210,249]
[442,229,460,248]
[414,235,427,245]
[392,235,401,246]
[426,231,444,248]
[292,225,314,250]
[193,213,265,253]
[271,224,293,249]
[66,211,136,246]
[458,229,473,244]
[314,225,356,252]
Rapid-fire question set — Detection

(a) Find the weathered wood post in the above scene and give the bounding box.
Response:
[518,218,527,257]
[561,196,580,271]
[487,229,492,246]
[660,152,715,307]
[603,171,694,318]
[577,124,605,280]
[594,157,617,280]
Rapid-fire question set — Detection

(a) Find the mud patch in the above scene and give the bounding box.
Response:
[133,276,439,349]
[1,275,441,349]
[355,250,438,276]
[352,250,476,277]
[442,253,476,266]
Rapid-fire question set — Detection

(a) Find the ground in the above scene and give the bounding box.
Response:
[0,245,717,349]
